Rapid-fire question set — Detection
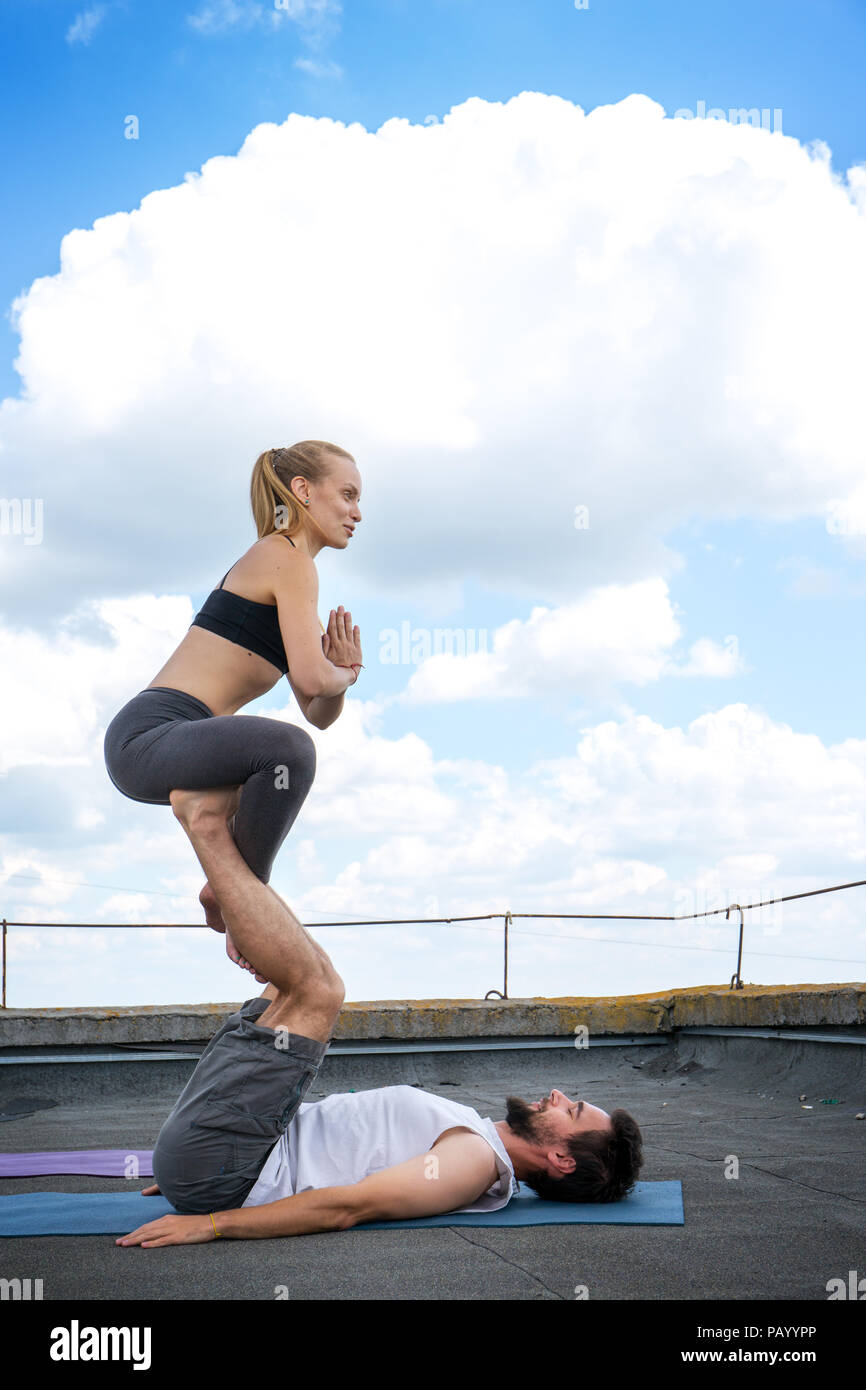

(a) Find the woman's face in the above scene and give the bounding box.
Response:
[306,456,362,547]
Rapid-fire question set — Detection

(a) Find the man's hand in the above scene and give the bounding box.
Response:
[116,1214,217,1248]
[141,1184,161,1196]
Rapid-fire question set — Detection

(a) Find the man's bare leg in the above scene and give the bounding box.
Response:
[199,880,264,980]
[170,786,344,1036]
[201,878,335,979]
[251,977,342,1042]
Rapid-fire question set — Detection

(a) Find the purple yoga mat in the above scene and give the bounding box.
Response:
[0,1149,153,1177]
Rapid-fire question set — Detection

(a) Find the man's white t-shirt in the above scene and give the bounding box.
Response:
[242,1084,518,1214]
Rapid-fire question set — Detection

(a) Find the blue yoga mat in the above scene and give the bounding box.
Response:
[0,1182,682,1235]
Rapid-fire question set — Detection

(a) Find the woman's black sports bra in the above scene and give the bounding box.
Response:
[190,533,321,676]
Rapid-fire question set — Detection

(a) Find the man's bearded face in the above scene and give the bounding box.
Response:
[505,1095,563,1146]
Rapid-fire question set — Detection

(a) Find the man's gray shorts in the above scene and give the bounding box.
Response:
[152,996,330,1214]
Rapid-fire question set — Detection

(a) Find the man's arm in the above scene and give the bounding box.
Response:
[214,1185,357,1238]
[118,1133,502,1246]
[215,1130,500,1237]
[116,1187,354,1247]
[346,1129,502,1224]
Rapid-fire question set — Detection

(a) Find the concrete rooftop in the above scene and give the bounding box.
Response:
[1,985,864,1307]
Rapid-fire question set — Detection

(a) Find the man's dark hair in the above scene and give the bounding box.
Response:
[521,1109,643,1203]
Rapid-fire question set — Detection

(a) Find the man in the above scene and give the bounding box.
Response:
[117,787,643,1248]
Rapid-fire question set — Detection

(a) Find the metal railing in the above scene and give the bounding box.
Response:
[3,875,866,1007]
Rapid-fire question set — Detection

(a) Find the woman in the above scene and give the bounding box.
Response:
[103,440,363,979]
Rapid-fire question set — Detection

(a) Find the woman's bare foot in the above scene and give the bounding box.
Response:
[171,786,267,983]
[188,821,268,985]
[232,947,269,984]
[170,785,242,832]
[200,882,227,934]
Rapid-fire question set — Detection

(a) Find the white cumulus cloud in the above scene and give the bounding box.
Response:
[2,92,866,630]
[397,578,745,703]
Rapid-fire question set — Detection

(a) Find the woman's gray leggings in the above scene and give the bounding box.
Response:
[103,687,316,882]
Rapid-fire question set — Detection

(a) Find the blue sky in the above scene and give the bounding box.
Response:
[2,0,866,1007]
[4,0,865,405]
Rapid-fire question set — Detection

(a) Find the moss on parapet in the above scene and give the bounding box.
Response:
[0,982,863,1047]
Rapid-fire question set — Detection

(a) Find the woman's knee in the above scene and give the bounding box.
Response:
[271,727,316,791]
[288,726,316,776]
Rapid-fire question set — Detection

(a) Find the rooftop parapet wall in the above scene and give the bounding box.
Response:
[0,982,863,1049]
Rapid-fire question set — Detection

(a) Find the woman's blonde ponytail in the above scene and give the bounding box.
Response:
[250,441,354,540]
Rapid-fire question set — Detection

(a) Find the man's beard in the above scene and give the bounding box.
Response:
[505,1095,558,1144]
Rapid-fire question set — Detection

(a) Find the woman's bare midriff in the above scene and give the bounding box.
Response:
[146,627,284,717]
[146,536,300,718]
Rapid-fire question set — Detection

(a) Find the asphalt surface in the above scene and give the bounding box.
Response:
[1,1033,863,1302]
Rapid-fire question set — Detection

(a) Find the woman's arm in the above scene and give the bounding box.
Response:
[304,605,363,728]
[274,554,358,707]
[305,689,348,731]
[286,671,348,731]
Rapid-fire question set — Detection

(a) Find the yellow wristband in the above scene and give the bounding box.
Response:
[209,1212,221,1239]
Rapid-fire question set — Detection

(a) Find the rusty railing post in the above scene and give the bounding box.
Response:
[484,910,510,1000]
[727,903,744,990]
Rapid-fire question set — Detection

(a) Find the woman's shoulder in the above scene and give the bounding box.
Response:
[241,531,313,578]
[217,533,314,605]
[257,535,326,637]
[254,534,322,628]
[254,531,312,564]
